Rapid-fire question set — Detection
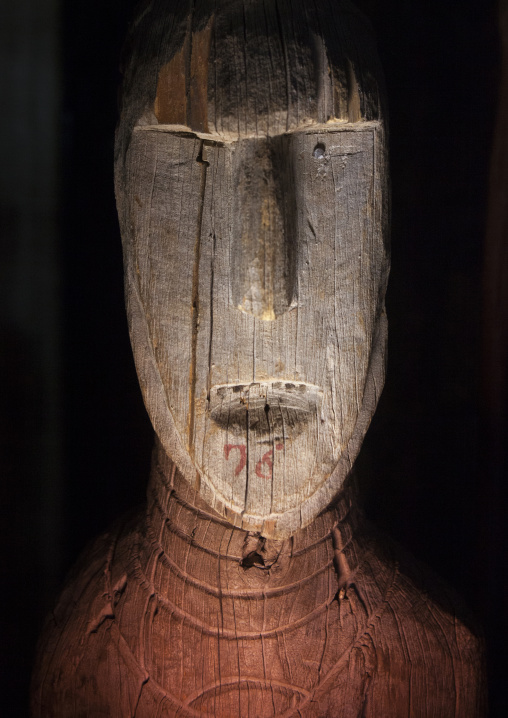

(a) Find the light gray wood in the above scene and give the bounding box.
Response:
[123,124,388,536]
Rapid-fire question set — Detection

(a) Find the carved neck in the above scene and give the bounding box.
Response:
[140,441,363,631]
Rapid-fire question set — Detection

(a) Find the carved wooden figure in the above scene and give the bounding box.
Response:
[32,1,486,715]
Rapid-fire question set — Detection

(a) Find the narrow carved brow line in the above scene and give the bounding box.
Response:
[133,124,224,141]
[285,120,381,134]
[133,120,381,141]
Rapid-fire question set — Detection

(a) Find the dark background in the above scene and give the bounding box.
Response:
[1,0,505,715]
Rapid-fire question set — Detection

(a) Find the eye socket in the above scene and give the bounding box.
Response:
[313,143,326,160]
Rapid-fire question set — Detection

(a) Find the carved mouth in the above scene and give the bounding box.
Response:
[208,381,322,435]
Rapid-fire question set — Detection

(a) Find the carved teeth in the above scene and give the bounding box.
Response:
[208,381,322,433]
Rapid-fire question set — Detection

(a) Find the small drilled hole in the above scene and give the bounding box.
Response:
[313,143,326,160]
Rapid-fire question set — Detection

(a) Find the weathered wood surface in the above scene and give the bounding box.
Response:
[116,0,389,538]
[32,0,487,715]
[32,445,486,717]
[123,124,387,536]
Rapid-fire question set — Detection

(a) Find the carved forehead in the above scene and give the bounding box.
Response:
[117,0,384,155]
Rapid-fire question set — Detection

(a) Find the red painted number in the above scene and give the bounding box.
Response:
[224,445,247,476]
[224,443,284,479]
[255,444,284,480]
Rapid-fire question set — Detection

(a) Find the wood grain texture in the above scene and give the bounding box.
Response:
[115,0,385,162]
[121,124,387,535]
[32,443,486,717]
[115,0,390,536]
[31,1,487,714]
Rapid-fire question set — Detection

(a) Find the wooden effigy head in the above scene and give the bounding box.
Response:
[115,0,390,538]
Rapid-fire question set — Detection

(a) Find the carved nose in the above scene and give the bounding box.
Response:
[231,138,296,321]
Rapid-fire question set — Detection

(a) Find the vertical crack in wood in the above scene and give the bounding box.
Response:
[241,1,253,137]
[132,677,149,718]
[261,0,274,131]
[189,139,209,458]
[230,581,242,716]
[349,160,360,416]
[244,404,250,514]
[279,397,288,506]
[267,400,275,514]
[244,318,257,514]
[252,317,256,380]
[185,0,196,124]
[206,231,217,404]
[274,0,290,131]
[330,156,343,431]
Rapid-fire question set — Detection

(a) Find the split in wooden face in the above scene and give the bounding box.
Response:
[122,119,388,536]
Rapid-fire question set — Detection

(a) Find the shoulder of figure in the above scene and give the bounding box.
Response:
[30,507,144,717]
[367,529,486,664]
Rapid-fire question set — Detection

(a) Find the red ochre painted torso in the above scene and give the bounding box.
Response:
[32,445,485,717]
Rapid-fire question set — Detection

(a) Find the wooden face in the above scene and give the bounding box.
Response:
[121,120,388,536]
